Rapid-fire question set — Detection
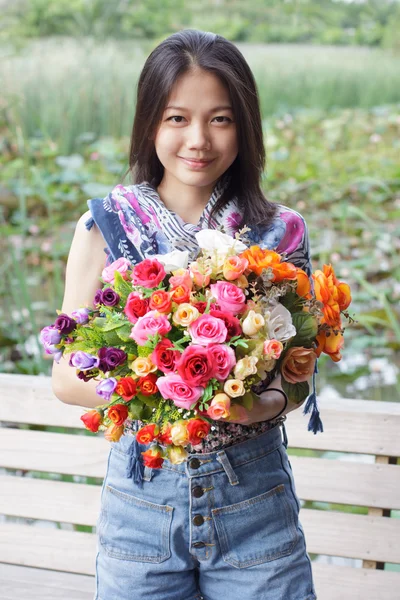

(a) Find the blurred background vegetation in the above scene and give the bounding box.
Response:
[0,0,399,562]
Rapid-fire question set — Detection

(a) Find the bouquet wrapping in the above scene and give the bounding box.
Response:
[41,227,352,469]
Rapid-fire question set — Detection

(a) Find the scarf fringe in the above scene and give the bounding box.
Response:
[302,360,323,434]
[126,435,144,488]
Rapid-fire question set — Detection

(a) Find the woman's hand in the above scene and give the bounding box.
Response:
[218,373,309,426]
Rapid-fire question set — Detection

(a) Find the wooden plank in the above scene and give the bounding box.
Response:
[312,562,400,600]
[0,523,97,575]
[301,508,400,564]
[2,373,400,457]
[0,428,110,478]
[290,455,400,510]
[0,563,95,600]
[0,476,101,526]
[0,374,90,429]
[285,396,400,457]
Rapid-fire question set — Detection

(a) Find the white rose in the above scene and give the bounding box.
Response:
[194,229,247,257]
[266,303,296,342]
[152,250,189,273]
[242,310,265,336]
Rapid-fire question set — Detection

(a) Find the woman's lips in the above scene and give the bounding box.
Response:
[179,157,215,169]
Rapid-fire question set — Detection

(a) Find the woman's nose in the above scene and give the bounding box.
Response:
[186,123,211,150]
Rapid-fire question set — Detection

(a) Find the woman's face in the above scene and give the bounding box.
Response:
[154,68,238,190]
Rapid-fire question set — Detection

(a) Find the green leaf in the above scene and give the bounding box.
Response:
[128,398,144,420]
[103,330,126,346]
[281,379,309,404]
[113,270,133,299]
[92,317,107,329]
[289,313,318,347]
[241,391,256,411]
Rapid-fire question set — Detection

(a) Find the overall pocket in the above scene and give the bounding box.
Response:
[211,483,299,569]
[99,483,174,563]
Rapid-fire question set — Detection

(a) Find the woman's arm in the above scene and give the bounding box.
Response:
[51,210,109,408]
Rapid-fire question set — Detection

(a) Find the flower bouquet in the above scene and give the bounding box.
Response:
[41,227,352,468]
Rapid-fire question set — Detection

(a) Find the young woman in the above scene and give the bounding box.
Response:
[52,29,318,600]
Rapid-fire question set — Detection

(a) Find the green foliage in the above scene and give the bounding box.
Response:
[3,0,400,48]
[282,378,310,404]
[289,313,319,348]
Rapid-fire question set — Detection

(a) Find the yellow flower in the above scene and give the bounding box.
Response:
[130,356,157,377]
[170,420,190,446]
[234,356,259,380]
[242,310,265,336]
[104,423,124,442]
[167,444,189,464]
[172,303,200,327]
[224,379,245,398]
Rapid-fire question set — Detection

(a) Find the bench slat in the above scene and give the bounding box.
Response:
[1,475,400,564]
[2,374,400,456]
[0,563,95,600]
[0,524,399,599]
[312,562,400,600]
[290,455,400,510]
[2,429,399,509]
[0,475,101,527]
[0,523,97,575]
[0,428,109,478]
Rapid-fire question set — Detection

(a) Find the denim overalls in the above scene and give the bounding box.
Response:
[94,420,317,600]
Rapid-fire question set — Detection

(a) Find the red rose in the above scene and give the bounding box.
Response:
[108,404,129,426]
[149,290,172,313]
[115,376,137,401]
[124,292,149,323]
[170,284,191,304]
[151,338,180,373]
[192,301,207,314]
[81,409,103,432]
[141,447,164,469]
[132,259,166,288]
[136,423,160,445]
[176,345,216,386]
[209,309,242,341]
[186,418,211,445]
[138,373,158,396]
[157,423,173,445]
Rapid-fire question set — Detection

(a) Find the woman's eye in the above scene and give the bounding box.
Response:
[213,116,232,123]
[168,116,185,123]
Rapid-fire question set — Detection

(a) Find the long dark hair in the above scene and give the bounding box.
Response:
[125,29,278,227]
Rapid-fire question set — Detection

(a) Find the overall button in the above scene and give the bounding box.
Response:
[189,458,201,469]
[192,486,204,498]
[192,541,206,548]
[193,514,204,526]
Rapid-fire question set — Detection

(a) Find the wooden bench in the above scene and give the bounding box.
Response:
[1,372,399,599]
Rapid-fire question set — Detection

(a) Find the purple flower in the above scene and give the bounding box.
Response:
[97,347,127,372]
[94,289,103,306]
[54,313,77,334]
[40,325,62,348]
[71,308,91,324]
[95,377,118,401]
[77,369,97,382]
[69,351,100,370]
[101,288,120,307]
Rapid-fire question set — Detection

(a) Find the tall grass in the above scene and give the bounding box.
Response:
[2,38,400,153]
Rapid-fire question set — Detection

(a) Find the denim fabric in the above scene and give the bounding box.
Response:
[94,423,317,600]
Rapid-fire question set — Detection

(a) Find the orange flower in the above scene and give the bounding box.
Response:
[108,404,129,426]
[104,423,125,442]
[295,268,311,298]
[137,373,158,396]
[315,328,344,362]
[281,347,317,384]
[115,376,137,401]
[240,246,297,281]
[313,264,351,327]
[169,284,191,304]
[81,409,103,432]
[149,290,172,314]
[136,423,160,445]
[141,446,164,469]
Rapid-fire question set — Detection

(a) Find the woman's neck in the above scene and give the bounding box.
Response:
[156,175,217,218]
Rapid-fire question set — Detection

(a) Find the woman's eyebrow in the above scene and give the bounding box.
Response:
[165,105,233,112]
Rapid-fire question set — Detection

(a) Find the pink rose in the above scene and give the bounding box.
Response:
[188,314,228,346]
[208,344,236,381]
[209,281,247,315]
[131,258,166,288]
[206,393,231,420]
[129,310,171,345]
[102,257,132,285]
[156,374,204,409]
[263,339,283,359]
[169,269,193,291]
